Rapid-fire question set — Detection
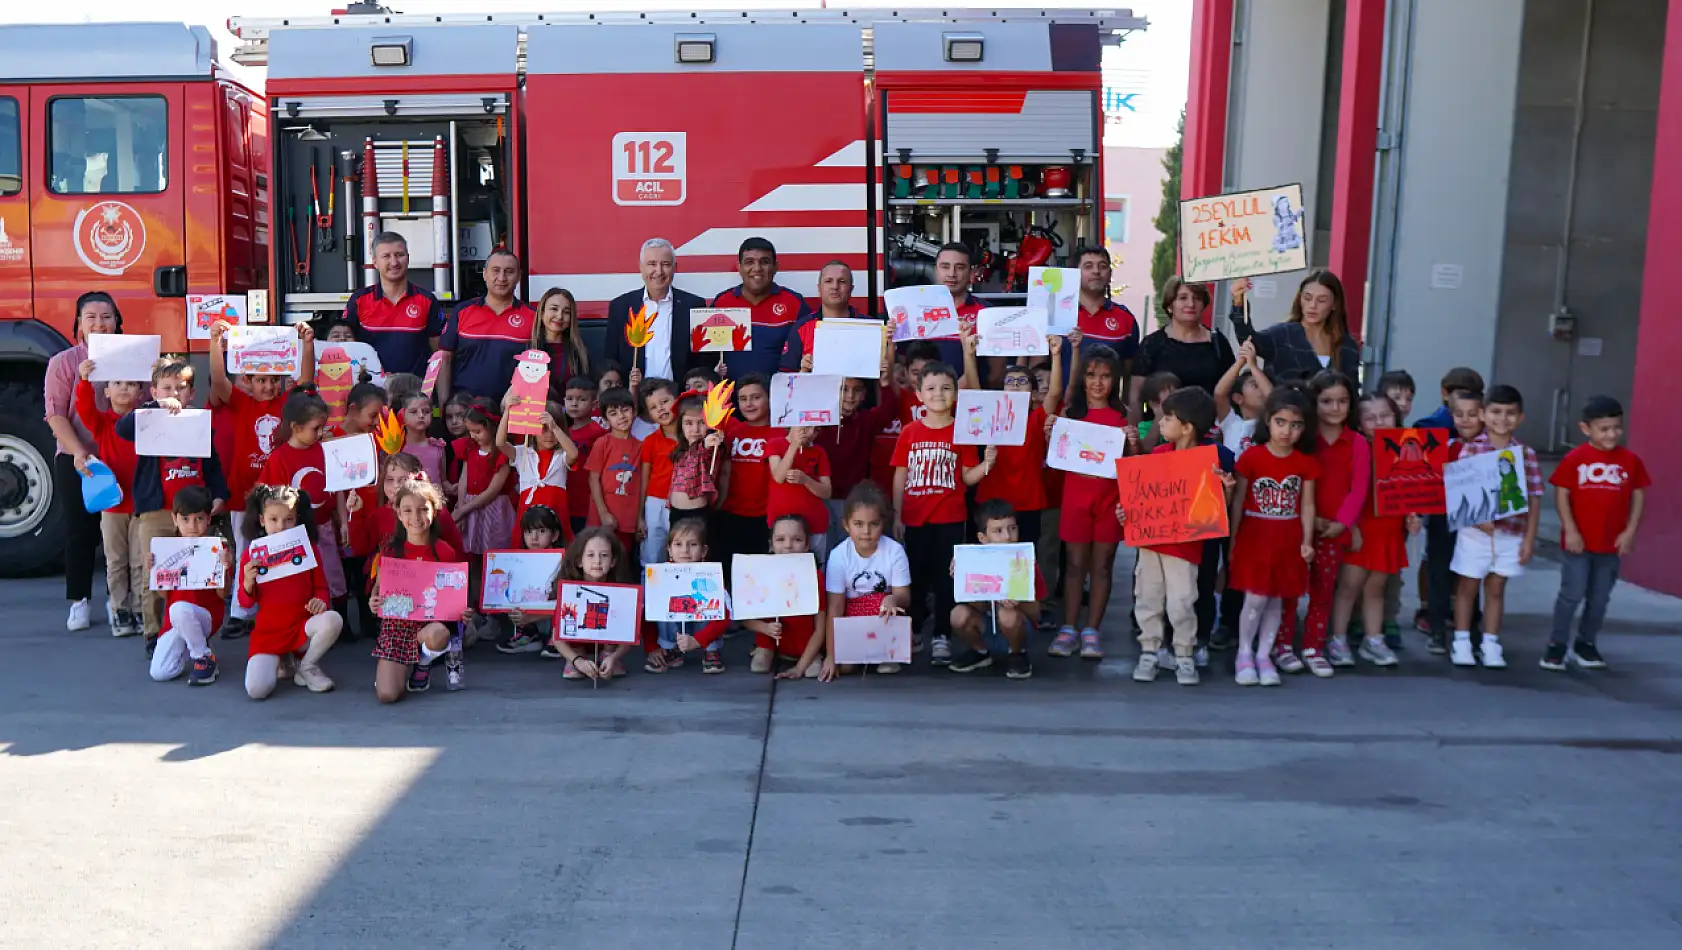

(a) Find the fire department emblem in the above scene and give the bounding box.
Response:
[406,302,421,318]
[507,310,526,328]
[772,303,787,317]
[72,201,147,276]
[1105,317,1119,331]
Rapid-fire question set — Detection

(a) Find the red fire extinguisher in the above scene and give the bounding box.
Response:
[1040,166,1073,197]
[1006,224,1063,291]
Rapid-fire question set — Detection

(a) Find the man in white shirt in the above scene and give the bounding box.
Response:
[605,237,705,389]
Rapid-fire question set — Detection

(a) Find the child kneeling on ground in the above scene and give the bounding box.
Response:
[147,486,232,686]
[947,499,1045,681]
[236,485,343,699]
[743,514,828,679]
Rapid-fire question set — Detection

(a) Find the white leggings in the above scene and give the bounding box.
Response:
[229,515,256,621]
[246,610,344,700]
[1238,593,1283,658]
[149,602,213,681]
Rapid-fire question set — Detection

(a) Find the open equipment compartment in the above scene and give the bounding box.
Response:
[261,23,521,325]
[873,20,1104,303]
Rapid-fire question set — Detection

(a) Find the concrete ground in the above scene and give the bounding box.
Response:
[2,547,1680,950]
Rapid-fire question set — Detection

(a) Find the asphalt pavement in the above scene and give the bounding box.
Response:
[2,549,1680,950]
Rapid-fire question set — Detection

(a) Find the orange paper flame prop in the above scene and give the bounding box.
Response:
[703,381,736,430]
[375,408,405,455]
[624,304,655,350]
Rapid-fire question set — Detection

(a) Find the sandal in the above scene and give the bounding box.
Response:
[563,661,584,680]
[644,649,670,674]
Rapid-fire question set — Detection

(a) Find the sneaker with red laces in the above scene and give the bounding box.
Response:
[1301,649,1335,678]
[188,652,218,686]
[702,650,725,674]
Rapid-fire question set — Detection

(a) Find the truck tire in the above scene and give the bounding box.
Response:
[0,381,65,577]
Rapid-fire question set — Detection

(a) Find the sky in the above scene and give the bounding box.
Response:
[14,0,1190,147]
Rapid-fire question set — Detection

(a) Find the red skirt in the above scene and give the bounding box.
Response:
[1228,517,1309,598]
[1345,512,1409,574]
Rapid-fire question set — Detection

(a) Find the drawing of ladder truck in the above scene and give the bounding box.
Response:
[562,586,613,640]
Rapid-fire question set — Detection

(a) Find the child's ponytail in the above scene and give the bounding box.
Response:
[243,483,313,540]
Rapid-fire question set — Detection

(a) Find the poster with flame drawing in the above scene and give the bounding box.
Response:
[954,391,1030,446]
[1115,445,1230,546]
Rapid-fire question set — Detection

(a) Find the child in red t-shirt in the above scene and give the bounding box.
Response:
[585,387,644,560]
[1293,371,1370,676]
[261,388,348,605]
[235,484,344,699]
[718,373,775,582]
[891,360,989,665]
[768,426,833,559]
[636,378,680,567]
[209,319,316,641]
[871,343,937,492]
[1228,388,1321,687]
[948,500,1048,681]
[73,359,143,635]
[974,358,1051,547]
[368,479,462,701]
[145,486,232,686]
[1332,393,1419,670]
[741,513,829,679]
[496,395,579,545]
[562,376,608,535]
[1043,330,1128,660]
[1544,395,1650,671]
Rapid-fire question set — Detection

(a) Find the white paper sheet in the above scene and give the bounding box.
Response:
[1027,268,1082,334]
[831,616,913,665]
[322,434,378,491]
[885,285,960,342]
[975,307,1049,356]
[811,318,887,378]
[952,543,1037,603]
[134,408,212,458]
[86,334,161,382]
[148,536,229,591]
[1046,416,1126,478]
[643,562,729,622]
[731,553,819,621]
[954,391,1030,446]
[245,523,318,584]
[770,373,843,428]
[226,326,301,376]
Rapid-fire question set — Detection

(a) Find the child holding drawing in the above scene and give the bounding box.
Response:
[824,485,912,678]
[261,388,349,615]
[742,514,828,679]
[496,393,578,546]
[767,426,833,561]
[973,352,1053,551]
[646,516,732,674]
[891,360,992,666]
[551,526,636,682]
[667,391,727,530]
[947,500,1046,681]
[74,353,143,637]
[500,505,566,656]
[367,478,461,700]
[237,485,343,700]
[146,487,232,686]
[1330,392,1418,669]
[584,387,644,559]
[453,400,515,644]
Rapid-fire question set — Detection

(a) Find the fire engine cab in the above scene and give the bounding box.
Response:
[0,22,265,575]
[228,6,1142,333]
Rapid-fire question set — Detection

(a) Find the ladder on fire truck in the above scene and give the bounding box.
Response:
[227,6,1147,67]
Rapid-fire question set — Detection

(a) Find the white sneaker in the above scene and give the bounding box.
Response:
[66,599,91,632]
[1479,639,1506,669]
[1451,637,1477,667]
[750,647,774,674]
[930,635,952,666]
[1156,647,1174,671]
[293,664,336,692]
[1175,657,1200,686]
[1132,650,1161,682]
[1358,637,1398,667]
[875,662,901,674]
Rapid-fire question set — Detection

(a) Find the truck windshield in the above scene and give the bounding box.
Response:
[49,96,167,195]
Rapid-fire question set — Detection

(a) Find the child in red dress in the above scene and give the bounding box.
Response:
[1227,388,1320,687]
[1332,392,1420,668]
[235,484,344,699]
[496,396,579,546]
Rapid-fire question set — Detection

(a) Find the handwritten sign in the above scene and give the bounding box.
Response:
[1026,269,1080,334]
[832,616,913,665]
[1444,449,1530,533]
[149,536,228,591]
[689,308,752,353]
[976,307,1048,356]
[1046,416,1126,478]
[952,543,1036,603]
[770,373,843,428]
[644,562,729,622]
[1116,445,1229,546]
[812,318,887,378]
[1373,428,1449,516]
[1179,183,1308,282]
[481,550,565,613]
[322,433,378,492]
[731,553,819,621]
[187,293,246,341]
[954,390,1030,446]
[554,580,642,645]
[377,558,470,622]
[86,333,160,382]
[134,408,211,458]
[885,285,959,342]
[245,523,317,584]
[226,326,301,377]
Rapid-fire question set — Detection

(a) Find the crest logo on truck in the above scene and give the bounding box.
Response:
[73,201,147,276]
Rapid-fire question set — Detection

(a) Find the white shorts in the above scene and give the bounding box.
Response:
[1450,529,1524,580]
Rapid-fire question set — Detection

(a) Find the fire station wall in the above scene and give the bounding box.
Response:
[1381,0,1524,414]
[1492,0,1666,450]
[1224,0,1331,329]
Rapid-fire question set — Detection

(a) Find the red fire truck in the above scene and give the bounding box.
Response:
[0,22,266,574]
[227,6,1139,327]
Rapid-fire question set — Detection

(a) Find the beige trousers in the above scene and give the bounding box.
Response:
[100,511,146,615]
[1133,548,1199,657]
[134,510,176,636]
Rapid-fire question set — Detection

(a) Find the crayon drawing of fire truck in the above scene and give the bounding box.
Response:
[560,586,614,641]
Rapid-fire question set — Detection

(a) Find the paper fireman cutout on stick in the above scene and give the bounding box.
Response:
[506,349,551,437]
[316,345,355,430]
